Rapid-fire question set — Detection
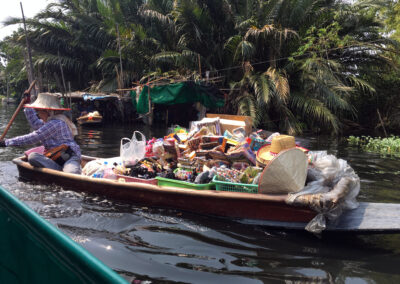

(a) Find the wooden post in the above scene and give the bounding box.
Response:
[116,23,123,89]
[6,75,9,103]
[68,81,72,110]
[198,54,201,77]
[58,51,67,107]
[20,2,36,98]
[377,109,388,137]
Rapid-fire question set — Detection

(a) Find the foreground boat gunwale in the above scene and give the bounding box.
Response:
[0,184,128,283]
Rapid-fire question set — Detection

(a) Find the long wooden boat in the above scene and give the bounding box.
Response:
[0,185,127,283]
[76,113,103,126]
[12,155,400,233]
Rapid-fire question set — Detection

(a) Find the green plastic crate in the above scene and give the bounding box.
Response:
[212,176,258,194]
[156,177,215,190]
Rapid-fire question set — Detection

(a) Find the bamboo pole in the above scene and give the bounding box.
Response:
[1,80,36,140]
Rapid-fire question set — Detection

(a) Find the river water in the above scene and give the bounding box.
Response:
[1,104,400,283]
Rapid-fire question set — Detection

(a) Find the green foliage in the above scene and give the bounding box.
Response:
[348,135,400,157]
[385,1,400,41]
[291,22,352,59]
[0,35,29,96]
[0,0,398,136]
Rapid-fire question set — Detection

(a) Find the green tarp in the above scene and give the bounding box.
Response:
[133,82,225,114]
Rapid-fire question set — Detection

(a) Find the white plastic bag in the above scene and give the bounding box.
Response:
[286,151,360,234]
[82,157,122,176]
[120,131,146,166]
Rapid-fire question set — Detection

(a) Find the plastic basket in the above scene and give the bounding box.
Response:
[212,176,258,194]
[250,138,269,151]
[116,174,157,185]
[156,177,215,190]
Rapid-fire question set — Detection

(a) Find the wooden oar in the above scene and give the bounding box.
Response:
[0,80,37,140]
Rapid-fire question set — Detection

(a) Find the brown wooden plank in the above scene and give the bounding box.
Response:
[205,113,251,121]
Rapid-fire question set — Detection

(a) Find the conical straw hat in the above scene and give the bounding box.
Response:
[256,135,307,167]
[258,148,308,194]
[24,92,70,111]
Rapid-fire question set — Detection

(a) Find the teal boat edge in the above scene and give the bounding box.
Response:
[0,185,128,284]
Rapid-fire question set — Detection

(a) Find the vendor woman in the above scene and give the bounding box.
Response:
[0,93,81,174]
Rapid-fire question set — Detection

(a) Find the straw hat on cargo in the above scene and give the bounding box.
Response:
[24,92,70,111]
[256,135,307,167]
[258,148,308,194]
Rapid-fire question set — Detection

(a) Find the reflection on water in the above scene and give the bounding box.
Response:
[1,104,400,283]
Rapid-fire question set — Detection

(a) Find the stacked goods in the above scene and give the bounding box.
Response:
[84,115,310,193]
[80,117,361,233]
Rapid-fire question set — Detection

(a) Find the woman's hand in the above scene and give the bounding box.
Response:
[23,90,31,104]
[0,140,6,147]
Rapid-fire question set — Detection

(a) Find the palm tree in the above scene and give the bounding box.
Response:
[0,0,397,135]
[224,0,392,135]
[139,0,236,80]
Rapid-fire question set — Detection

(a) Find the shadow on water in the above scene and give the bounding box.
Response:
[2,104,400,283]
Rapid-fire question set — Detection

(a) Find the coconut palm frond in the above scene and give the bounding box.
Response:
[244,25,275,41]
[290,93,340,134]
[235,17,256,31]
[237,92,256,116]
[265,67,289,101]
[224,35,242,57]
[236,41,255,62]
[140,8,172,26]
[346,75,376,94]
[247,73,270,104]
[278,107,304,136]
[259,0,284,23]
[152,51,182,65]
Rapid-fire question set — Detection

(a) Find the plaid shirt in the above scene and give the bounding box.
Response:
[5,108,81,158]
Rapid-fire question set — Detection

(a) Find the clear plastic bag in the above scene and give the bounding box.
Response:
[82,157,122,176]
[120,131,146,166]
[286,151,360,234]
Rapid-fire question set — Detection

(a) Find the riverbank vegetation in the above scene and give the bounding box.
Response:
[0,0,400,136]
[348,135,400,157]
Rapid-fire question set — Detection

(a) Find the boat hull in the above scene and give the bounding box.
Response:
[0,185,127,283]
[76,115,103,126]
[13,156,316,223]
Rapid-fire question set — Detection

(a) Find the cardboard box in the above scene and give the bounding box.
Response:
[206,114,253,136]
